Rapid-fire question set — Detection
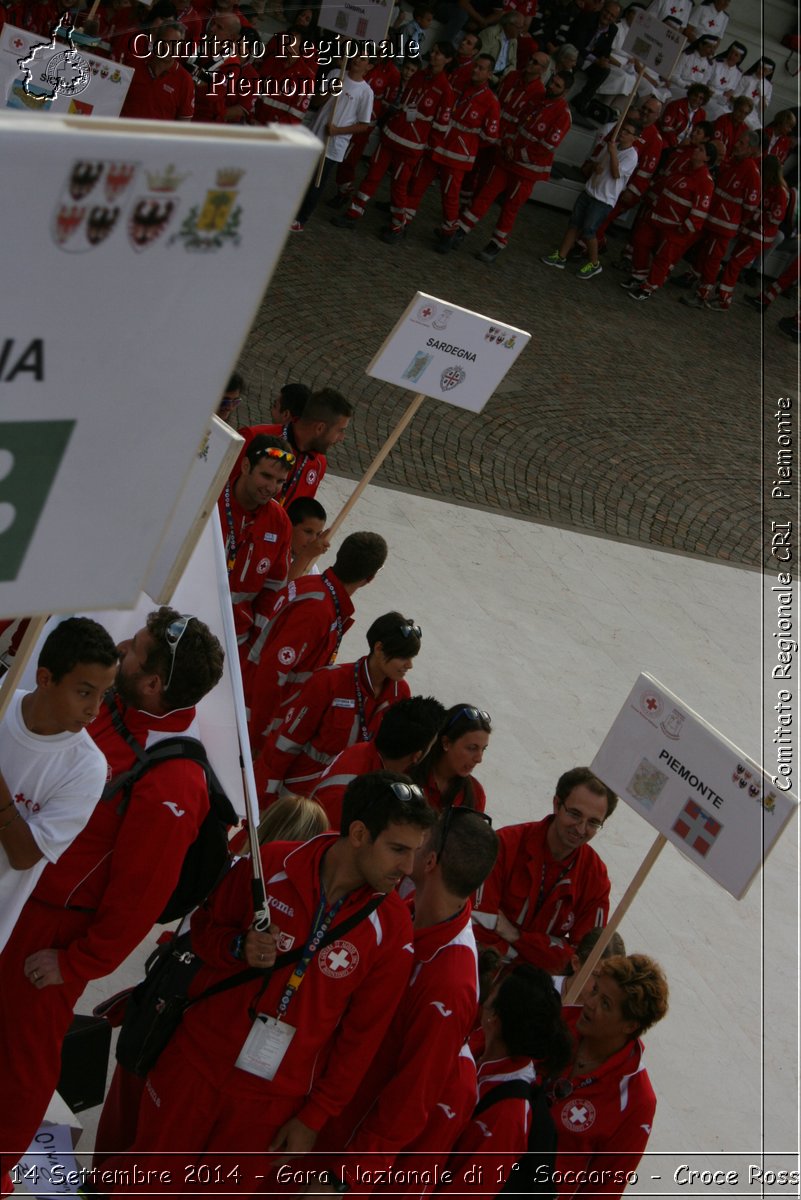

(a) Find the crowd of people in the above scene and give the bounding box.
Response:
[0,0,796,328]
[0,375,676,1199]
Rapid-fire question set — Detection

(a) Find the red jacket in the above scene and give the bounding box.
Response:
[659,97,706,148]
[649,158,714,237]
[762,124,793,165]
[741,181,789,244]
[255,658,410,800]
[712,112,747,160]
[422,770,487,813]
[236,421,326,506]
[704,155,760,235]
[217,483,292,649]
[626,122,663,199]
[255,54,317,124]
[246,568,355,751]
[472,816,609,974]
[120,60,196,121]
[550,1007,657,1198]
[508,94,571,182]
[496,70,545,138]
[449,59,476,96]
[366,58,401,120]
[432,83,500,169]
[183,835,415,1128]
[312,740,385,830]
[29,697,208,986]
[383,68,454,158]
[319,902,479,1188]
[440,1055,538,1196]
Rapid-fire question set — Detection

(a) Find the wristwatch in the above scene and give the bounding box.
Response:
[317,1169,350,1193]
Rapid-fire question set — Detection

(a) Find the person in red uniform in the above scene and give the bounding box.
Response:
[412,704,492,813]
[190,11,246,123]
[236,387,353,508]
[440,965,573,1197]
[254,612,422,803]
[761,109,796,164]
[120,19,196,120]
[624,137,716,299]
[442,71,571,260]
[404,53,501,237]
[108,772,436,1187]
[330,42,455,237]
[0,608,225,1176]
[711,155,789,309]
[678,126,760,306]
[217,433,295,675]
[745,252,801,312]
[314,805,499,1190]
[472,767,614,975]
[546,954,669,1199]
[246,531,388,754]
[313,694,446,830]
[658,82,711,148]
[332,57,402,202]
[593,95,664,251]
[449,28,482,94]
[254,31,318,126]
[711,93,753,160]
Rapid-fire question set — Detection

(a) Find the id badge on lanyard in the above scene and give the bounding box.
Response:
[236,1014,296,1081]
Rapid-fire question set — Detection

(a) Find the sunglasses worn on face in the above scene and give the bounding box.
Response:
[253,447,296,467]
[163,614,194,691]
[444,706,491,731]
[438,804,493,860]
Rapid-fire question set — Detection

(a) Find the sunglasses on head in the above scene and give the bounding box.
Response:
[387,781,426,803]
[444,706,491,731]
[398,621,422,638]
[437,804,493,860]
[163,614,194,691]
[253,447,296,466]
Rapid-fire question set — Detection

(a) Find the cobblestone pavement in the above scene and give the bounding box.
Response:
[238,179,797,569]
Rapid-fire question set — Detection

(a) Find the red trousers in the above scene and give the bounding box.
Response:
[0,900,91,1171]
[692,228,735,298]
[107,1037,299,1196]
[717,234,760,306]
[94,1064,147,1167]
[761,254,801,304]
[458,164,535,247]
[631,217,693,290]
[335,129,372,193]
[406,156,468,229]
[346,140,418,226]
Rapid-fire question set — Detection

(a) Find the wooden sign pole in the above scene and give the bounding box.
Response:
[563,832,668,1006]
[327,391,426,540]
[610,63,647,139]
[314,58,349,188]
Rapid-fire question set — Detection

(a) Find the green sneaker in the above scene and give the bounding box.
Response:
[540,251,567,269]
[577,261,603,280]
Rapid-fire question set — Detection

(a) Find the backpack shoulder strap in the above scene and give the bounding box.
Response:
[474,1079,534,1117]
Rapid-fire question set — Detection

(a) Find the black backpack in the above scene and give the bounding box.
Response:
[473,1079,558,1197]
[102,714,239,924]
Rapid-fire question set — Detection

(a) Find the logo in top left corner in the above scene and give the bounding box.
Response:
[16,26,91,104]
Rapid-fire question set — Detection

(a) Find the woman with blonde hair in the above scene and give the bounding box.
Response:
[257,794,328,844]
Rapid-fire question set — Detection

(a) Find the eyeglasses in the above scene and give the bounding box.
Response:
[437,804,493,860]
[388,781,426,803]
[163,614,194,691]
[559,802,604,833]
[252,447,296,466]
[444,706,491,731]
[398,621,422,638]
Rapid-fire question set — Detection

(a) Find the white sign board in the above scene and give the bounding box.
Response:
[591,673,797,900]
[145,417,243,604]
[623,9,685,78]
[317,0,393,41]
[0,25,134,116]
[367,293,531,414]
[0,114,320,617]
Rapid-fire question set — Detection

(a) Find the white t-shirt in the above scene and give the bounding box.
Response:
[586,142,639,205]
[0,690,108,951]
[311,73,374,163]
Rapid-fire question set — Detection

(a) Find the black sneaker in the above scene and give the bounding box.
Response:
[380,226,405,244]
[326,192,349,209]
[619,277,639,290]
[628,286,651,301]
[744,294,767,311]
[476,242,501,263]
[330,214,358,230]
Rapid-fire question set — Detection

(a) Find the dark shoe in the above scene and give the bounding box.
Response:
[326,192,349,209]
[619,277,639,290]
[380,226,404,244]
[435,228,466,253]
[628,286,651,301]
[778,315,801,341]
[744,294,768,311]
[670,272,696,289]
[330,214,358,230]
[679,293,707,309]
[476,241,502,263]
